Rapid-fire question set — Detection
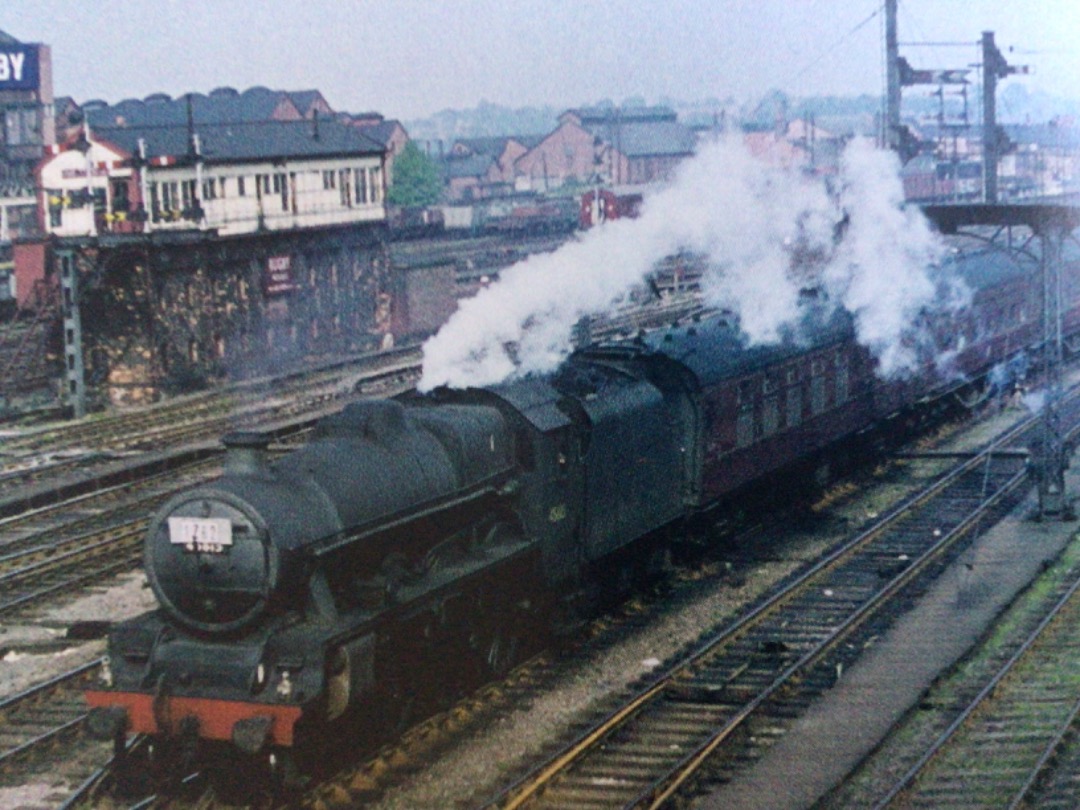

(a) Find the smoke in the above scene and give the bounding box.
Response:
[822,139,945,375]
[418,135,947,392]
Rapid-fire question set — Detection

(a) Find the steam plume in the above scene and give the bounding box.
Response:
[418,135,945,391]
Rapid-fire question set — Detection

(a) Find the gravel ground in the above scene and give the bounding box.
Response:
[0,571,157,810]
[0,572,156,700]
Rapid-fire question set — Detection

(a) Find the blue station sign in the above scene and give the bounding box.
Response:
[0,44,40,91]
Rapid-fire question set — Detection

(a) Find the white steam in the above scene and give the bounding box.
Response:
[418,135,946,392]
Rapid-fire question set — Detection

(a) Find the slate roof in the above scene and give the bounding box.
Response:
[85,87,300,129]
[454,135,542,157]
[586,120,696,158]
[442,153,495,180]
[94,119,385,164]
[361,119,406,148]
[287,90,327,117]
[1003,123,1080,150]
[568,106,679,126]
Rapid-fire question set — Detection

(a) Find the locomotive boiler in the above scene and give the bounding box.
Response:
[86,239,1079,774]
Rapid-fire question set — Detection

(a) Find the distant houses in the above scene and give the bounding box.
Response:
[438,106,698,201]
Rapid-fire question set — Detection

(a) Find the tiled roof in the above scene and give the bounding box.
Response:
[94,119,385,164]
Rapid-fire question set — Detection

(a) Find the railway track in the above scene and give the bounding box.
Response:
[868,545,1080,809]
[11,355,1074,808]
[287,412,1050,809]
[0,351,420,525]
[0,352,422,802]
[477,412,1051,809]
[0,347,422,488]
[0,662,107,782]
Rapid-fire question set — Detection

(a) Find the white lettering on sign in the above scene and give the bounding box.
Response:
[168,516,233,554]
[0,53,25,82]
[264,255,297,295]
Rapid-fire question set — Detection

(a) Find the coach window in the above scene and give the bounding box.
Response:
[786,367,802,427]
[810,358,827,415]
[735,378,756,448]
[736,403,755,448]
[237,176,247,197]
[762,394,779,437]
[835,352,850,403]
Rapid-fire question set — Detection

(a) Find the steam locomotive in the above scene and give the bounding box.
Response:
[85,237,1079,777]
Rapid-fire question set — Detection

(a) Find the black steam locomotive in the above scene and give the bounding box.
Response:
[86,239,1078,773]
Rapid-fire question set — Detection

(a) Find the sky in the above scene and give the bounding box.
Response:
[5,1,1080,121]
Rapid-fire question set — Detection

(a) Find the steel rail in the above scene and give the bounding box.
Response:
[0,660,102,768]
[2,345,421,457]
[56,735,148,810]
[644,466,1028,810]
[1008,694,1080,809]
[493,410,1046,809]
[871,561,1080,809]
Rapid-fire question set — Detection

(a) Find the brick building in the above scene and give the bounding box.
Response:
[443,136,541,201]
[6,88,421,414]
[340,112,410,185]
[515,106,695,192]
[1,30,54,303]
[36,119,386,243]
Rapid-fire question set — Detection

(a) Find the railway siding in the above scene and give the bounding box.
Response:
[706,473,1080,810]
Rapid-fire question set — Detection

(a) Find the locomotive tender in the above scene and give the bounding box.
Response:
[86,238,1079,769]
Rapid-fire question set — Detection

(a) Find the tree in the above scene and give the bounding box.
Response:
[387,141,443,206]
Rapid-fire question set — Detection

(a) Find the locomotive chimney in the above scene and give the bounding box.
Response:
[221,431,272,477]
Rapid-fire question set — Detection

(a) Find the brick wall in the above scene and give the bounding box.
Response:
[73,228,391,406]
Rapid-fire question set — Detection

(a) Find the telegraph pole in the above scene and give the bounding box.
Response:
[981,31,1028,202]
[885,0,901,151]
[982,32,1001,203]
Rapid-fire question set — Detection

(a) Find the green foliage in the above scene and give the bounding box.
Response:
[388,141,443,206]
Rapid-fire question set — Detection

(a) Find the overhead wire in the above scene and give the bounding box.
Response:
[785,2,885,91]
